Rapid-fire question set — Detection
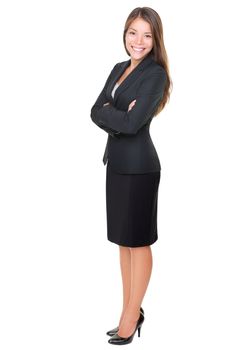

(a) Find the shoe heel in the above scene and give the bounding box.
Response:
[138,326,141,337]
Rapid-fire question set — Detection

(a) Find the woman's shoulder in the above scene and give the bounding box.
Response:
[113,60,127,68]
[116,57,165,71]
[110,61,123,72]
[111,58,166,77]
[150,60,166,74]
[145,61,167,83]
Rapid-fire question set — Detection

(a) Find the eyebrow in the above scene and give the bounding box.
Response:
[128,27,152,34]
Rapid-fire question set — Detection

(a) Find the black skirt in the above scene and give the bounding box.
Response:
[106,161,161,247]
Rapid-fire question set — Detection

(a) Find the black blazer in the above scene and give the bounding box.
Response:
[90,52,167,174]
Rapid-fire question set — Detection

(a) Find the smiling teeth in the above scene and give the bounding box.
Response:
[132,47,144,51]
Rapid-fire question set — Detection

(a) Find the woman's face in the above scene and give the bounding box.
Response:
[125,17,153,62]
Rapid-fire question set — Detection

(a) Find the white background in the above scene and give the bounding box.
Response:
[0,0,233,349]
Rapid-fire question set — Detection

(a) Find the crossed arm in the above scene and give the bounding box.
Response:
[90,66,167,136]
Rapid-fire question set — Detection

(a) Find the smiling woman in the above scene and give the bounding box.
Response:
[124,18,154,70]
[90,6,172,346]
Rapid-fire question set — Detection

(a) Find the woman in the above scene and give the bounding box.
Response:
[91,7,172,345]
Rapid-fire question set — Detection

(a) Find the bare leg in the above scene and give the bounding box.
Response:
[118,245,131,327]
[117,246,153,337]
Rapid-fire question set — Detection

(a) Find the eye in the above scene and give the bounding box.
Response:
[129,31,151,38]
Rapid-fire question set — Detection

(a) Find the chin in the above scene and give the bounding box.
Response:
[131,50,150,60]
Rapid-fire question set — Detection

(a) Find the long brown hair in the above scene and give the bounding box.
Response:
[123,7,172,117]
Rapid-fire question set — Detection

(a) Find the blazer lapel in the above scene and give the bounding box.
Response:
[106,52,154,103]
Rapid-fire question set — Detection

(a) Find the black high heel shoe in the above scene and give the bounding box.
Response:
[106,307,144,336]
[108,312,144,345]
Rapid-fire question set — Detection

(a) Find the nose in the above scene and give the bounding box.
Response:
[135,35,143,44]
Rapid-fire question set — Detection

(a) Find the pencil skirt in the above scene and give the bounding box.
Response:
[106,161,161,247]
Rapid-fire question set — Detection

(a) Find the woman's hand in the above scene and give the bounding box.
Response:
[128,99,136,112]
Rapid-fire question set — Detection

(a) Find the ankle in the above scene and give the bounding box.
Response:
[122,307,140,323]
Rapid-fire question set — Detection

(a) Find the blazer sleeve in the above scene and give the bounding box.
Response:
[90,63,121,137]
[91,66,167,135]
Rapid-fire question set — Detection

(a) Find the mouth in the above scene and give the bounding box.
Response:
[131,46,145,52]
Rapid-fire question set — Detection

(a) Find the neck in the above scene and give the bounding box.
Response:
[129,52,151,71]
[130,58,143,71]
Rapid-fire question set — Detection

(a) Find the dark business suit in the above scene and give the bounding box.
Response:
[90,51,167,174]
